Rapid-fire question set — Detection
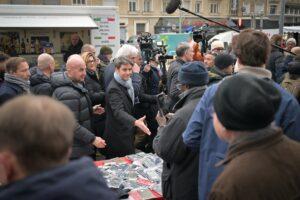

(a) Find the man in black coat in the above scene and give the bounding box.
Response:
[266,34,284,82]
[52,55,106,159]
[0,96,117,200]
[30,53,55,96]
[104,57,151,159]
[153,61,209,200]
[0,57,30,106]
[166,42,194,110]
[63,33,83,63]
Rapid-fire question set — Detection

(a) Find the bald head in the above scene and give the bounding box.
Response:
[291,47,300,56]
[81,44,96,55]
[66,54,86,83]
[37,53,55,75]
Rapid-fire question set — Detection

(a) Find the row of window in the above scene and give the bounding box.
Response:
[129,0,218,14]
[9,0,86,5]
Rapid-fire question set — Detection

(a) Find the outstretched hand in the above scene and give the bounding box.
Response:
[134,116,151,135]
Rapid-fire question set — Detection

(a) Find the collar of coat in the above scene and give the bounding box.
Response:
[238,66,272,79]
[173,86,206,110]
[215,126,283,167]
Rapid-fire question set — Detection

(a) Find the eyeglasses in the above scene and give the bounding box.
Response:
[87,60,96,64]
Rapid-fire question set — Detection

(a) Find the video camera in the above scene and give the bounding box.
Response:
[137,32,173,65]
[192,23,209,43]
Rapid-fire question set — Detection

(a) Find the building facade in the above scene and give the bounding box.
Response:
[1,0,300,40]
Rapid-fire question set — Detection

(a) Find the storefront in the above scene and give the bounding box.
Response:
[0,5,120,69]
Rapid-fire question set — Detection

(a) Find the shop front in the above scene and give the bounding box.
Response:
[0,5,120,69]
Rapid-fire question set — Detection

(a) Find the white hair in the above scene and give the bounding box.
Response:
[114,44,139,59]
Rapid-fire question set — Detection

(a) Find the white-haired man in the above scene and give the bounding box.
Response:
[104,44,141,91]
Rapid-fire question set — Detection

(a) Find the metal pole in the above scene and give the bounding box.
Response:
[179,10,182,33]
[260,11,263,31]
[279,0,286,35]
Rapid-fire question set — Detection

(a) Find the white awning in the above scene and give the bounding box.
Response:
[0,15,98,28]
[283,26,300,33]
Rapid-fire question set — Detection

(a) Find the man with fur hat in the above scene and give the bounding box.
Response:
[153,61,208,200]
[209,74,300,199]
[183,29,300,200]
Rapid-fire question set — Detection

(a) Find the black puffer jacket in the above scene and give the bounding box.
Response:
[52,72,95,159]
[30,67,53,96]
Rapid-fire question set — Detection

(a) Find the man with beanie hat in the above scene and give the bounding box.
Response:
[209,74,300,200]
[208,53,234,85]
[183,29,300,200]
[153,61,208,200]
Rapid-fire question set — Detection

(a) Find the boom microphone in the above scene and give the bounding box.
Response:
[166,0,181,14]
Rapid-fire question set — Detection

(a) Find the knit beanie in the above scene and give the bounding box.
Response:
[213,74,281,131]
[178,61,209,86]
[214,54,234,70]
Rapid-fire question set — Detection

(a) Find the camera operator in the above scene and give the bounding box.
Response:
[167,42,194,111]
[134,56,161,152]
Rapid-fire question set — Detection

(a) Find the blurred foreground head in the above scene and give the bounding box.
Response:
[0,96,75,183]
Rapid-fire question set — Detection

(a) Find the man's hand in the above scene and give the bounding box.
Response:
[132,63,140,73]
[134,116,151,135]
[143,64,151,72]
[156,112,167,127]
[92,136,106,148]
[93,104,105,115]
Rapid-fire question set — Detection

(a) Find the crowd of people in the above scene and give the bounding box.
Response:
[0,29,299,199]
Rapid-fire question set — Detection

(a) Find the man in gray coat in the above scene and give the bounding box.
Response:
[166,42,194,110]
[153,61,209,200]
[52,55,106,159]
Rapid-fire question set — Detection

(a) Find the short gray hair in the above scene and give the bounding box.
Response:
[81,44,96,54]
[37,53,54,70]
[176,42,191,57]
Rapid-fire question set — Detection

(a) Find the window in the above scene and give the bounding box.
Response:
[162,0,168,12]
[11,0,29,4]
[195,1,202,13]
[73,0,86,5]
[182,0,191,10]
[242,0,250,15]
[254,0,264,14]
[144,0,151,12]
[129,0,137,12]
[269,5,277,14]
[43,0,60,4]
[210,3,219,14]
[136,23,146,35]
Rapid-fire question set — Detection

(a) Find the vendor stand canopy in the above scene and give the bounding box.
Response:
[0,15,97,28]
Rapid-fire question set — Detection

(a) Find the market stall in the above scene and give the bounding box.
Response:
[95,152,163,200]
[0,5,120,69]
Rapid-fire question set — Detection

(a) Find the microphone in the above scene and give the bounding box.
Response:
[166,0,181,14]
